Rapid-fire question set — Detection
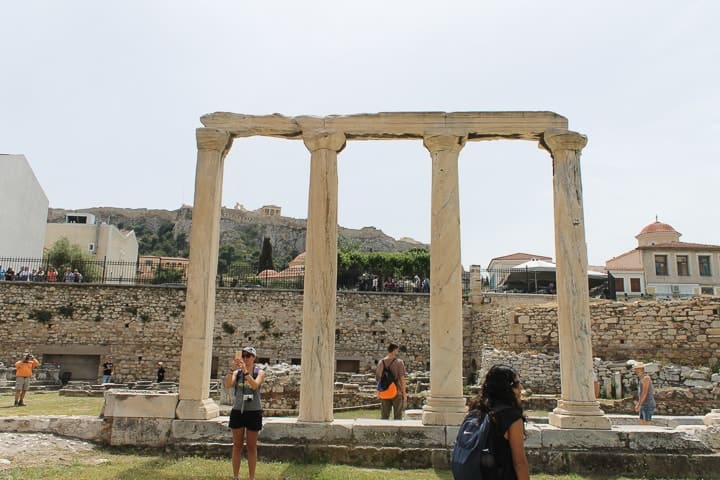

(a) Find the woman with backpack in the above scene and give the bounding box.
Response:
[460,364,529,480]
[225,346,265,480]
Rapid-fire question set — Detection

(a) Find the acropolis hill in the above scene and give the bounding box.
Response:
[47,205,426,260]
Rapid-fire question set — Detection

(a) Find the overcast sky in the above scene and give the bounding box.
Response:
[2,1,718,269]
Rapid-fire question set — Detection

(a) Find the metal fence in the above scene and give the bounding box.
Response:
[0,256,472,295]
[480,266,610,297]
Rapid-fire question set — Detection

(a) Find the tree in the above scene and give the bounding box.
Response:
[258,237,274,273]
[45,237,100,282]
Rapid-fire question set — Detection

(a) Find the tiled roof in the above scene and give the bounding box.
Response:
[638,241,720,251]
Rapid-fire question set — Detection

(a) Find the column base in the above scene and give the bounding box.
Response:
[175,398,219,420]
[549,399,611,429]
[703,409,720,426]
[421,395,467,425]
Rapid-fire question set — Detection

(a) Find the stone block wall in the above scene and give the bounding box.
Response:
[468,295,720,369]
[0,283,430,383]
[1,282,719,385]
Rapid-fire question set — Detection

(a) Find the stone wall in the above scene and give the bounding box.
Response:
[0,282,430,383]
[1,282,719,385]
[468,295,720,369]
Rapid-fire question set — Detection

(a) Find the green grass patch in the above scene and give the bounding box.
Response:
[0,392,104,416]
[0,454,647,480]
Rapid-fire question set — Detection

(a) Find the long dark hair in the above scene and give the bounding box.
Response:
[469,364,524,415]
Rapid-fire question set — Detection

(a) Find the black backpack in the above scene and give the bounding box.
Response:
[377,358,396,391]
[451,406,510,480]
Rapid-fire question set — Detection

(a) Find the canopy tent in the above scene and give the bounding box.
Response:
[499,260,607,293]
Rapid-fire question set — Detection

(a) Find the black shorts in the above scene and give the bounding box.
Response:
[229,409,263,431]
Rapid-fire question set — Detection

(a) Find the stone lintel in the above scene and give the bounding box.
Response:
[200,111,568,141]
[104,391,179,419]
[175,398,220,420]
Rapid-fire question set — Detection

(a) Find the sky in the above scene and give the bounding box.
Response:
[2,0,719,269]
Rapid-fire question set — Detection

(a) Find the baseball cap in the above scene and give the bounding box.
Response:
[242,346,257,357]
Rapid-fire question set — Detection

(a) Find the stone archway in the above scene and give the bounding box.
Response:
[175,112,609,429]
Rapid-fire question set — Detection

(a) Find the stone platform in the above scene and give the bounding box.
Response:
[0,413,718,477]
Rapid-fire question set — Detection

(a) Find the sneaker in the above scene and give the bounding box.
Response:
[18,402,25,407]
[13,400,18,407]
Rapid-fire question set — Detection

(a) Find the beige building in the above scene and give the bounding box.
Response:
[137,255,189,283]
[45,212,138,283]
[606,220,720,298]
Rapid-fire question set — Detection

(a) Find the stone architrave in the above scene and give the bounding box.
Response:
[298,130,346,422]
[176,128,232,420]
[421,134,468,426]
[543,129,610,429]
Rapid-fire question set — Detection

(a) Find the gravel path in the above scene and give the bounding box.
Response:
[0,432,107,470]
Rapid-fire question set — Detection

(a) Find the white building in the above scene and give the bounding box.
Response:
[45,213,138,284]
[0,154,49,258]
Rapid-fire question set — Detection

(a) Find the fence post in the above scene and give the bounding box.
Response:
[102,256,107,283]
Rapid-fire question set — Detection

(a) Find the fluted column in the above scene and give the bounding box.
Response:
[421,134,467,426]
[544,129,610,429]
[298,130,346,422]
[176,128,232,420]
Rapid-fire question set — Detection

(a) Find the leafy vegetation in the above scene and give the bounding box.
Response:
[45,237,101,282]
[258,237,274,273]
[337,248,430,289]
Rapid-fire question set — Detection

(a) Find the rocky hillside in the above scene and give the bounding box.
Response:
[47,206,426,264]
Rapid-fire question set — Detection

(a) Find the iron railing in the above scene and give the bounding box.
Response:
[0,256,473,294]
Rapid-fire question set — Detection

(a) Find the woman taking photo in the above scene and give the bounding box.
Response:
[225,346,265,480]
[467,364,530,480]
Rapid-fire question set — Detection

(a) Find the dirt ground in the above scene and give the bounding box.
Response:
[0,432,109,471]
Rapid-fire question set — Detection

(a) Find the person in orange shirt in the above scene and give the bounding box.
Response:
[15,352,40,407]
[46,266,58,282]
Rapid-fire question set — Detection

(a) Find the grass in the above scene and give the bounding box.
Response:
[0,392,104,416]
[0,455,655,480]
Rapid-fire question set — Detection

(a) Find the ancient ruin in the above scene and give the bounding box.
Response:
[178,111,605,428]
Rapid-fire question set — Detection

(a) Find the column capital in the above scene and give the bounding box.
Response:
[422,134,467,154]
[196,128,232,153]
[542,129,588,154]
[302,130,347,153]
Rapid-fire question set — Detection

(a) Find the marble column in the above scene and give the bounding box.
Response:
[544,129,610,429]
[298,130,346,422]
[176,128,232,420]
[421,134,468,426]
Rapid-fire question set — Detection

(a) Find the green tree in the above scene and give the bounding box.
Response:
[45,237,101,282]
[258,237,274,273]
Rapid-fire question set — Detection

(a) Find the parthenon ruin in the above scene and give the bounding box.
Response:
[176,111,610,429]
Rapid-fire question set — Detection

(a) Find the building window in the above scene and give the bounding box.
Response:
[701,286,714,295]
[699,256,711,276]
[655,255,668,276]
[614,277,625,292]
[630,278,641,292]
[676,255,689,276]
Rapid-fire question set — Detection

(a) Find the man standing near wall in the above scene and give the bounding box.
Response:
[633,362,655,425]
[375,342,407,419]
[14,352,40,406]
[102,356,114,384]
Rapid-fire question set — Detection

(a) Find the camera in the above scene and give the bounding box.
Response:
[243,394,254,402]
[24,354,33,361]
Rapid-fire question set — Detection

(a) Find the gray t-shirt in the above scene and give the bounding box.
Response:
[232,367,262,412]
